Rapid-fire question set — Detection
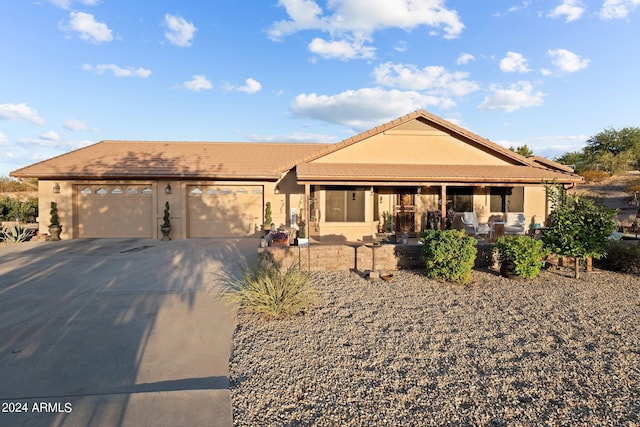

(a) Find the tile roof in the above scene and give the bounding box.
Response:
[11,140,330,179]
[296,163,583,184]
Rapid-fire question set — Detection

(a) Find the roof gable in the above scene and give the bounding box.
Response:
[303,110,536,167]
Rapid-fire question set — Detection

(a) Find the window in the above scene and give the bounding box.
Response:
[111,188,123,195]
[206,188,218,195]
[447,187,473,212]
[95,188,107,195]
[325,187,365,222]
[490,187,524,212]
[80,187,92,195]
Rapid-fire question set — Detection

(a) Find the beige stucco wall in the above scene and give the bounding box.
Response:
[313,131,515,166]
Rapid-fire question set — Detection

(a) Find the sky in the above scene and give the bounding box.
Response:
[2,0,640,177]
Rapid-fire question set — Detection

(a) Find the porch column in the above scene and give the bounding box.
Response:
[305,183,311,238]
[440,184,447,219]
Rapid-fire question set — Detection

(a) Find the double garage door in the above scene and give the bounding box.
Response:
[76,184,263,238]
[77,185,154,238]
[188,185,263,238]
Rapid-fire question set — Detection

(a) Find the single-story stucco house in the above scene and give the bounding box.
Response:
[11,110,582,241]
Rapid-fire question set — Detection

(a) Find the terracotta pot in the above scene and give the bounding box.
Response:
[500,260,517,278]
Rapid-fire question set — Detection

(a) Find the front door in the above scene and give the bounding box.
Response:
[395,191,416,234]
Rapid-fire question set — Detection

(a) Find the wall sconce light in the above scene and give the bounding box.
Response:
[165,184,172,194]
[352,192,356,201]
[53,183,60,194]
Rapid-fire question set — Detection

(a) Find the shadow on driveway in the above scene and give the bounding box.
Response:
[0,238,257,427]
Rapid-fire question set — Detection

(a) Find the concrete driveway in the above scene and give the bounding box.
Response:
[0,238,256,427]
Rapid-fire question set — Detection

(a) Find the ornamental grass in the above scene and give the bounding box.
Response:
[223,263,317,320]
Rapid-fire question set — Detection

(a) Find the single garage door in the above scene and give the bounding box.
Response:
[77,185,154,238]
[188,185,263,237]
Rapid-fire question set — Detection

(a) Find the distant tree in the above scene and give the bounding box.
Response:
[510,144,533,157]
[554,151,589,172]
[584,127,640,173]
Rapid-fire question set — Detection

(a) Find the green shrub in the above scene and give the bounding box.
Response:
[420,230,477,284]
[223,263,317,320]
[597,242,640,275]
[494,235,547,279]
[0,196,38,222]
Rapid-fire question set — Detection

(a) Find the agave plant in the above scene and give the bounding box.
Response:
[1,224,34,243]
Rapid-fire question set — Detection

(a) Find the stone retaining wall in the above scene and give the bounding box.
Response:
[258,243,494,272]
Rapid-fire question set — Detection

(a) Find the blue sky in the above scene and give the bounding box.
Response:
[2,0,639,176]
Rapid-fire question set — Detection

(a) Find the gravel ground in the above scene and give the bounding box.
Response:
[229,267,640,426]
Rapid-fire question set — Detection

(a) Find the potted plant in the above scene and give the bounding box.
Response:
[160,201,171,241]
[494,235,546,279]
[296,220,309,246]
[48,201,62,241]
[269,230,289,247]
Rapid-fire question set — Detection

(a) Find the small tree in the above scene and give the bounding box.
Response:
[50,201,59,226]
[162,201,171,227]
[265,202,272,225]
[542,185,617,278]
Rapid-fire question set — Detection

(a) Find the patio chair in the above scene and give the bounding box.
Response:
[461,212,490,238]
[504,212,526,235]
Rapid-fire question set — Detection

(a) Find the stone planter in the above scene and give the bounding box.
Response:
[48,224,62,241]
[160,224,172,241]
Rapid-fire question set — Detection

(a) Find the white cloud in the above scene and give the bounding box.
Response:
[225,78,263,94]
[373,62,479,98]
[40,130,60,141]
[237,78,262,94]
[499,51,530,73]
[393,40,408,53]
[164,14,197,47]
[478,81,545,113]
[182,75,212,92]
[64,119,89,131]
[291,87,442,130]
[47,0,99,9]
[0,132,7,142]
[83,63,152,78]
[548,0,585,22]
[456,53,475,65]
[0,103,45,125]
[493,1,531,17]
[600,0,640,19]
[65,11,113,43]
[547,48,590,72]
[309,37,376,60]
[268,0,465,59]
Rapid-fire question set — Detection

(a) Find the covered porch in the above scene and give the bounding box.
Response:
[299,181,540,243]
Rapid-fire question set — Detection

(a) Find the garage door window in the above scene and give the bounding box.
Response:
[142,188,152,195]
[80,187,91,195]
[96,188,107,195]
[111,188,123,195]
[190,188,203,195]
[206,188,217,195]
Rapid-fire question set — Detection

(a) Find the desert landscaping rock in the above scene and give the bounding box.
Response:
[229,268,640,426]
